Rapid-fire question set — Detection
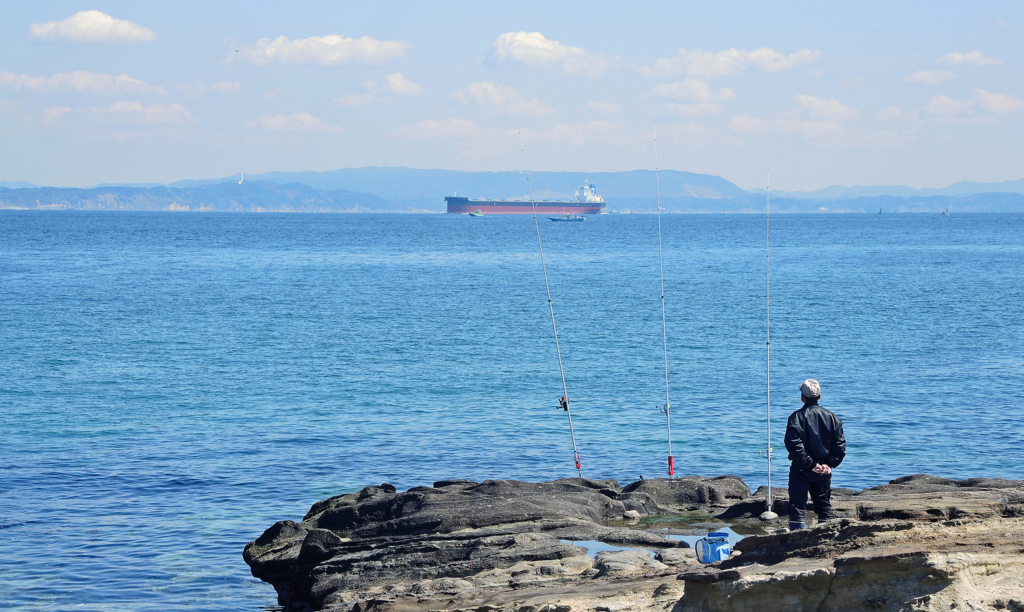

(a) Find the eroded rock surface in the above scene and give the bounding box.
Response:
[679,518,1024,612]
[244,474,1024,612]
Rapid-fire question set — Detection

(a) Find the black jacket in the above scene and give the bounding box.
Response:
[785,401,846,476]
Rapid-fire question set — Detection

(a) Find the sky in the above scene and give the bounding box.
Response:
[1,1,1022,191]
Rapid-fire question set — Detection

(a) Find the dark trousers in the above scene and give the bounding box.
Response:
[788,469,833,527]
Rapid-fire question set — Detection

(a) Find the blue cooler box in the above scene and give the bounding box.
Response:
[695,532,731,564]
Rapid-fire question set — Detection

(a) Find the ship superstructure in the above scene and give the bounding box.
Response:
[446,180,606,215]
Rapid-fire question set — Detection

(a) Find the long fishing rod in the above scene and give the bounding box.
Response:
[653,124,673,480]
[761,169,777,519]
[519,133,582,478]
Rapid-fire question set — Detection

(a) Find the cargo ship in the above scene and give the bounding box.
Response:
[445,181,606,215]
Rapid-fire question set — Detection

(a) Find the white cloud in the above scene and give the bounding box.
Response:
[390,118,482,140]
[452,82,552,116]
[518,121,630,147]
[924,90,1023,118]
[335,93,379,106]
[873,106,924,127]
[729,115,876,143]
[924,95,975,117]
[975,89,1024,114]
[30,10,156,43]
[247,112,343,133]
[807,69,824,78]
[904,70,955,85]
[587,101,621,114]
[211,81,241,93]
[648,79,734,115]
[0,70,165,96]
[335,73,425,106]
[794,94,860,120]
[651,79,735,102]
[727,113,773,133]
[729,96,907,148]
[90,101,195,124]
[489,32,610,78]
[875,106,903,122]
[371,72,424,95]
[235,35,409,66]
[390,119,629,158]
[936,51,1001,66]
[41,106,71,125]
[640,47,820,79]
[658,122,721,147]
[666,103,723,117]
[177,81,205,99]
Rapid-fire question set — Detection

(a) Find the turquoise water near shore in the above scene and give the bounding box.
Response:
[1,211,1022,610]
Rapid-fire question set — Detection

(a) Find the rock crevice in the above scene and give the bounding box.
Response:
[244,474,1024,612]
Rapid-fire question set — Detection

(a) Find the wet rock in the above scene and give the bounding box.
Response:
[619,476,750,511]
[678,517,1024,612]
[726,474,1023,521]
[593,550,668,577]
[245,474,1024,612]
[307,478,631,537]
[654,548,697,567]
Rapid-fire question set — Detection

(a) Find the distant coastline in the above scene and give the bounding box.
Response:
[3,167,1024,213]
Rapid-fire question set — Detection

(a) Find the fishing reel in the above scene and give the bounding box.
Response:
[758,447,774,460]
[657,403,670,416]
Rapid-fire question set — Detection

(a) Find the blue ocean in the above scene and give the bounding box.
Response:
[2,211,1022,610]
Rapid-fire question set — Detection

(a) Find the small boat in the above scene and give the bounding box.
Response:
[549,214,586,222]
[941,208,949,216]
[468,210,484,217]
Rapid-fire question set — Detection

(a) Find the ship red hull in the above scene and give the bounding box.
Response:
[446,197,604,215]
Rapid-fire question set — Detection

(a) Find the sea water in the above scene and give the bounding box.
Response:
[1,211,1022,610]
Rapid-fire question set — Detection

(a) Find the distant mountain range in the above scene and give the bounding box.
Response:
[758,178,1024,200]
[0,182,392,213]
[2,168,1023,213]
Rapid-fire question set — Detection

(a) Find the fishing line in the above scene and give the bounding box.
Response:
[519,133,582,478]
[762,169,777,518]
[653,124,674,479]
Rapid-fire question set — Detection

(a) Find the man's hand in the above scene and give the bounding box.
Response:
[812,463,832,475]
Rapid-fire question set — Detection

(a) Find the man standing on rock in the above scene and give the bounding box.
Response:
[785,379,846,530]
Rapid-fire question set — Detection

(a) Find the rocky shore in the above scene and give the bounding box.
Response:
[244,475,1024,612]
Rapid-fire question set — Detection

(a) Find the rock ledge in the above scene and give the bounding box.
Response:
[244,474,1024,612]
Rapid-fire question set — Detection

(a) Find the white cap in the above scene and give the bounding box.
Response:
[800,379,821,399]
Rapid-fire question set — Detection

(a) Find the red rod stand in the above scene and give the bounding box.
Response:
[574,453,581,471]
[668,456,674,477]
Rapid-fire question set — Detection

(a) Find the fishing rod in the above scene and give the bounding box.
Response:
[760,170,778,520]
[653,124,673,480]
[519,133,582,478]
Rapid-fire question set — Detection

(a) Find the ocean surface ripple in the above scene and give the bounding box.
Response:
[1,211,1022,610]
